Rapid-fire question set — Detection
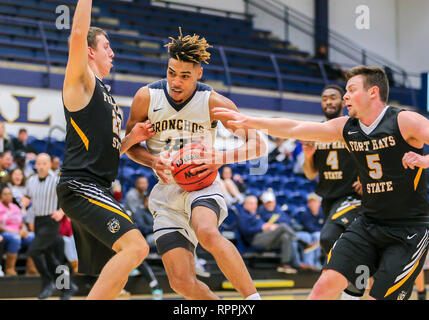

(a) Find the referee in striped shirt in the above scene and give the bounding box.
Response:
[22,153,77,300]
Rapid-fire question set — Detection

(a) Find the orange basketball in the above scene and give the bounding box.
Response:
[172,143,217,192]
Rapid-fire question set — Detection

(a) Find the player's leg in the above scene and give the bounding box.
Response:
[415,270,426,300]
[308,269,349,299]
[191,205,258,299]
[160,242,219,300]
[309,217,378,299]
[87,229,149,299]
[57,179,148,300]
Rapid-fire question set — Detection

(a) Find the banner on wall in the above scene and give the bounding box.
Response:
[0,84,133,140]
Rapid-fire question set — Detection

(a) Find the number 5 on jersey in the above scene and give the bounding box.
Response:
[366,154,383,179]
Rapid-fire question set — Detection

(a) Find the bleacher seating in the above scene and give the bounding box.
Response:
[0,0,416,104]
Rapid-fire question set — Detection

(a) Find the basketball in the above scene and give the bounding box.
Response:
[172,143,217,191]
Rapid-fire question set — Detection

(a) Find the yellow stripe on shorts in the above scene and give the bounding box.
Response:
[78,194,133,224]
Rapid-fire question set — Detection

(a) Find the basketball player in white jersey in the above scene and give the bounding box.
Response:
[126,29,266,300]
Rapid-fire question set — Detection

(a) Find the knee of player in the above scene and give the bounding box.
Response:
[196,227,222,250]
[169,272,197,295]
[318,269,348,289]
[125,240,149,264]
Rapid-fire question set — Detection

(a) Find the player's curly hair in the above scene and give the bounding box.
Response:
[165,27,212,64]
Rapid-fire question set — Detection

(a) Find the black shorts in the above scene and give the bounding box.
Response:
[323,215,429,300]
[322,196,361,232]
[57,178,138,276]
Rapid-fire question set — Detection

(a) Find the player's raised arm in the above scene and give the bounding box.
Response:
[301,141,319,180]
[63,0,95,112]
[212,107,347,143]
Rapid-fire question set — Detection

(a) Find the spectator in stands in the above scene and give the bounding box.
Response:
[0,186,35,276]
[220,166,244,205]
[312,45,345,81]
[127,195,155,248]
[22,153,78,299]
[0,122,13,153]
[292,141,306,176]
[0,235,4,276]
[6,168,27,209]
[51,156,61,175]
[9,150,35,178]
[232,173,247,194]
[111,179,123,202]
[237,195,297,274]
[294,193,324,269]
[298,193,324,234]
[268,137,295,164]
[0,151,13,187]
[59,215,78,274]
[12,128,37,160]
[125,176,149,214]
[123,195,163,299]
[258,189,319,271]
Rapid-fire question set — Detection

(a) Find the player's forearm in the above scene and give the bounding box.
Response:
[302,157,318,180]
[222,131,267,164]
[120,133,139,156]
[126,144,157,168]
[244,116,301,139]
[71,0,92,36]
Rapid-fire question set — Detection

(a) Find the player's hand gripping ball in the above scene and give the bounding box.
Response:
[172,143,217,191]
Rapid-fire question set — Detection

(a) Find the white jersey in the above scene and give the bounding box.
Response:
[146,79,217,183]
[145,79,228,250]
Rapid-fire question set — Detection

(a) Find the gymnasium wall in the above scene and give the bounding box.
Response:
[397,0,429,75]
[328,0,398,67]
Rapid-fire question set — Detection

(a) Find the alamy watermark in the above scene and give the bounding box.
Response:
[355,5,370,30]
[355,265,371,290]
[55,265,71,290]
[55,5,71,30]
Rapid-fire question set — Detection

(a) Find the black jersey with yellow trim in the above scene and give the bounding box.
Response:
[343,107,429,225]
[61,76,122,188]
[313,138,359,200]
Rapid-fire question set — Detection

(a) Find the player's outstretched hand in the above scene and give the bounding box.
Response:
[402,151,429,170]
[189,148,224,178]
[132,120,154,143]
[212,107,249,130]
[301,141,316,159]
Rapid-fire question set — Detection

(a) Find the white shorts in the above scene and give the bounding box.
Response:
[148,178,228,254]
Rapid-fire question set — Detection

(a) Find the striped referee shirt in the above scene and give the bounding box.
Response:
[25,170,60,217]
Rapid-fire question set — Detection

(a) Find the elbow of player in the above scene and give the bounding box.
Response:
[70,27,87,41]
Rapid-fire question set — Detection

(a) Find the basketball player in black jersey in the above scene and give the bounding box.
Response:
[302,85,363,299]
[56,0,154,300]
[213,66,429,300]
[302,85,362,255]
